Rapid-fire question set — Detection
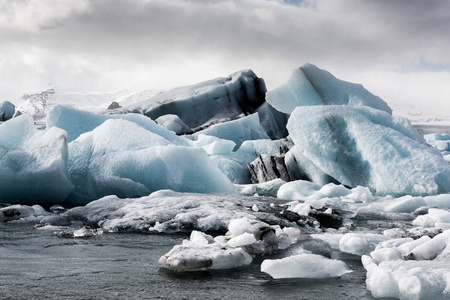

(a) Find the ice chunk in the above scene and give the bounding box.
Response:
[277,180,322,200]
[0,101,15,121]
[266,63,392,115]
[67,119,237,204]
[155,114,191,135]
[227,232,257,247]
[413,208,450,228]
[191,134,236,155]
[193,113,269,149]
[339,232,388,256]
[127,70,266,130]
[261,253,351,279]
[287,105,450,196]
[363,230,450,299]
[235,179,286,198]
[0,115,73,204]
[47,105,189,145]
[159,237,252,271]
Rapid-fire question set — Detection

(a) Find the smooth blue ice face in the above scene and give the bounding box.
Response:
[0,115,73,204]
[67,118,237,204]
[267,63,392,115]
[287,105,450,196]
[47,105,189,145]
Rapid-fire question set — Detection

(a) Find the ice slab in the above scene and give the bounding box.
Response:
[56,191,300,233]
[0,115,73,204]
[339,232,388,256]
[126,70,266,130]
[261,253,351,279]
[67,119,236,204]
[287,105,450,196]
[266,63,392,115]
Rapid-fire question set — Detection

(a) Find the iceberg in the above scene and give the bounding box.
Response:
[67,119,237,204]
[266,63,392,115]
[286,105,450,196]
[0,115,73,204]
[125,70,266,131]
[155,114,192,135]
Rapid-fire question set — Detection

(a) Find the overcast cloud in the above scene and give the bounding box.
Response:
[0,0,449,115]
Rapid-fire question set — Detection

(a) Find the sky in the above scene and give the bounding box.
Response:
[0,0,449,117]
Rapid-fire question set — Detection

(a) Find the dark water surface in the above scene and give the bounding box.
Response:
[0,223,379,300]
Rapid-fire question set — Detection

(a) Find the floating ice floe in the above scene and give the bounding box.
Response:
[159,218,300,271]
[286,105,450,196]
[363,229,450,299]
[261,253,352,279]
[54,191,304,233]
[266,63,392,115]
[0,115,73,204]
[0,204,49,222]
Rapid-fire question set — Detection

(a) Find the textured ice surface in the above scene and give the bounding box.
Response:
[55,191,299,233]
[339,233,389,256]
[126,70,266,130]
[0,101,15,121]
[0,204,49,222]
[193,113,269,149]
[266,63,392,115]
[235,178,286,198]
[67,119,236,204]
[0,115,73,204]
[287,105,450,196]
[47,105,189,145]
[363,229,450,299]
[261,253,351,279]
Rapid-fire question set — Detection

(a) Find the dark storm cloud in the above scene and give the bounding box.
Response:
[0,0,449,113]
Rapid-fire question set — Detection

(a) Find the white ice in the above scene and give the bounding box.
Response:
[261,253,351,279]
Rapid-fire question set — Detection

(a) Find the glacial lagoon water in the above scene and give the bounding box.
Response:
[0,222,379,300]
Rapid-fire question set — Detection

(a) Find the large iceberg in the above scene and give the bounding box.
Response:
[124,70,266,131]
[266,63,392,115]
[0,115,73,204]
[286,105,450,196]
[67,119,237,204]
